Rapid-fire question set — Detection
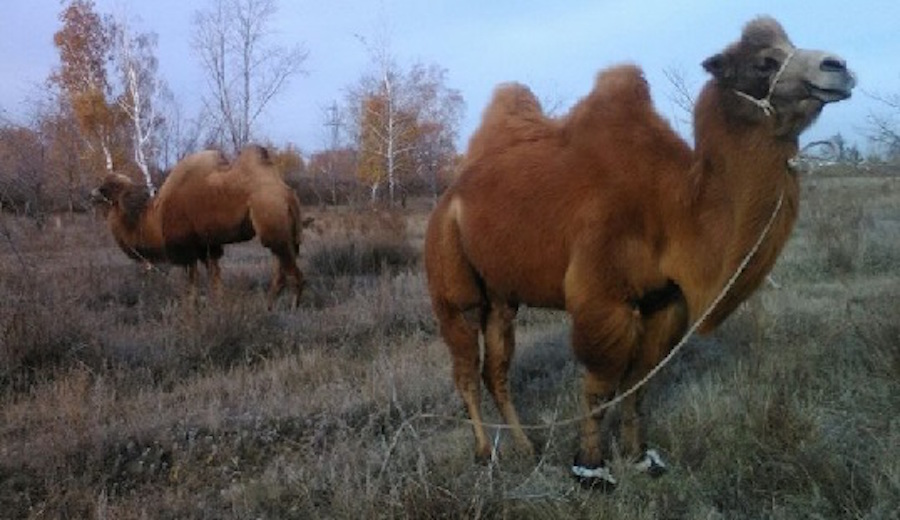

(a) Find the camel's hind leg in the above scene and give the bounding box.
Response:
[267,249,304,309]
[267,260,286,308]
[206,258,222,293]
[249,199,305,309]
[482,299,534,457]
[184,261,200,303]
[204,245,224,295]
[434,302,493,461]
[425,198,493,461]
[186,261,199,288]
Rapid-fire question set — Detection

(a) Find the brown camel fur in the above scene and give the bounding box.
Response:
[424,16,855,485]
[93,145,306,308]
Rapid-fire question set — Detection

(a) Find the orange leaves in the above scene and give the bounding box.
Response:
[52,1,119,171]
[53,1,110,99]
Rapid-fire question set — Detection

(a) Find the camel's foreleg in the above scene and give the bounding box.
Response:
[619,298,688,476]
[567,291,642,489]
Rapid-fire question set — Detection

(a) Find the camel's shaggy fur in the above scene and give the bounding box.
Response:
[424,16,855,483]
[93,145,306,307]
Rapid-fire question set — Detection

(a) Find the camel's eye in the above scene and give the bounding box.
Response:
[756,56,780,74]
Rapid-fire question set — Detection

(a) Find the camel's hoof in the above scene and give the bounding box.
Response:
[571,463,617,491]
[634,448,667,478]
[473,448,494,466]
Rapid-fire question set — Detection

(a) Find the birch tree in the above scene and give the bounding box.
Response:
[347,55,463,206]
[346,21,463,206]
[192,0,308,154]
[110,18,166,193]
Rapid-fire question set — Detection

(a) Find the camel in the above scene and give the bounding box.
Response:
[92,145,306,308]
[424,16,855,486]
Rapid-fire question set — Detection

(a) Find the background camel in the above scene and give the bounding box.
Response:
[424,16,855,487]
[93,145,306,308]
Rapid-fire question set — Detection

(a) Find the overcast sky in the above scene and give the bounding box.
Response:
[1,0,897,154]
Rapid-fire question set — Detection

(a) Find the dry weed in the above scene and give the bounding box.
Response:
[0,182,897,519]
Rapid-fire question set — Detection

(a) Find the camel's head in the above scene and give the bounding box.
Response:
[702,16,856,137]
[91,173,150,230]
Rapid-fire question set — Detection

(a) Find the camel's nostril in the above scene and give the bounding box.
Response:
[820,57,846,72]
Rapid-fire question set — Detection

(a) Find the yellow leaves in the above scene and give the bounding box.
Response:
[71,88,113,134]
[355,93,417,187]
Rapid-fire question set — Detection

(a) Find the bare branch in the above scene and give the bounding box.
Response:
[663,66,697,131]
[192,0,307,153]
[864,84,900,161]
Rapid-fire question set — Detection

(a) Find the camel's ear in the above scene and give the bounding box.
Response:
[702,53,734,83]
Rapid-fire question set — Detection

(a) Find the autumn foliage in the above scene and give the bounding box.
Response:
[52,0,120,173]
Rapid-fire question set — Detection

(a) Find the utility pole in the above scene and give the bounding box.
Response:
[324,101,341,205]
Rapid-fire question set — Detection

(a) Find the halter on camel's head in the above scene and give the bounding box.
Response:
[730,49,795,118]
[90,173,151,230]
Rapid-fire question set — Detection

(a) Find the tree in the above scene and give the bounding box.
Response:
[307,147,357,205]
[347,35,463,206]
[110,16,167,193]
[268,142,305,177]
[0,82,99,216]
[406,63,464,200]
[317,101,345,205]
[192,0,308,154]
[35,90,89,212]
[866,88,900,163]
[156,89,203,173]
[663,65,699,134]
[52,0,118,173]
[0,124,46,217]
[353,89,413,203]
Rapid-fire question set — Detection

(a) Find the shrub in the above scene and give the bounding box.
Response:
[0,278,102,391]
[307,208,419,278]
[804,184,865,275]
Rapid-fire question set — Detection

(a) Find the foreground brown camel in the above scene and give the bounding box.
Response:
[93,145,306,308]
[424,17,854,486]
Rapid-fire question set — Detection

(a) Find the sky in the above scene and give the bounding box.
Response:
[1,0,898,155]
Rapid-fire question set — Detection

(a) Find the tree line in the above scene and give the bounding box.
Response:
[0,0,464,219]
[4,1,899,220]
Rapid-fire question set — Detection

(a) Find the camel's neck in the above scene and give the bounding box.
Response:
[110,196,165,261]
[671,84,801,328]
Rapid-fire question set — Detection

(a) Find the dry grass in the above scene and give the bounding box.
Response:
[1,170,898,519]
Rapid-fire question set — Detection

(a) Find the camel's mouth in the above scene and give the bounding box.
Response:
[805,81,854,103]
[90,188,112,206]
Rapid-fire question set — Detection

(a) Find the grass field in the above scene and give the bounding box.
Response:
[1,168,898,519]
